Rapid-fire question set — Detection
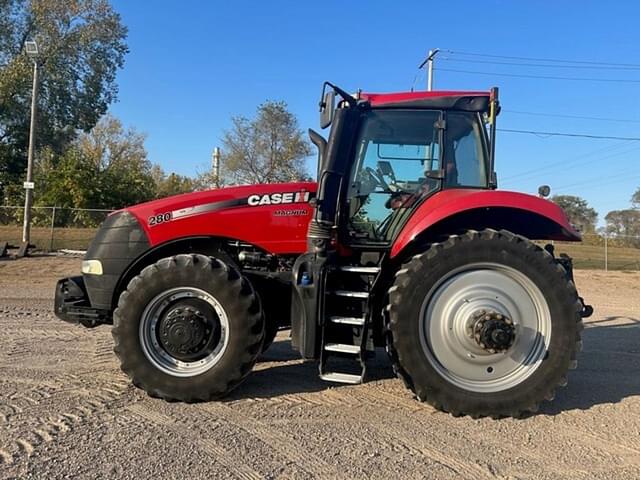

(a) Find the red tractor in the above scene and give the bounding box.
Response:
[55,84,592,418]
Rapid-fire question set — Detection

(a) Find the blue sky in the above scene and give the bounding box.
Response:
[109,0,640,223]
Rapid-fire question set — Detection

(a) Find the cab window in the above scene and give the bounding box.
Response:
[347,109,442,241]
[445,112,488,188]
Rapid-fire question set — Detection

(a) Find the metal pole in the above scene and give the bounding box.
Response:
[604,233,608,271]
[212,147,221,188]
[426,48,439,91]
[49,206,56,251]
[22,60,38,244]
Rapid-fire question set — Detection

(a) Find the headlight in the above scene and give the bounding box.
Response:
[82,260,103,275]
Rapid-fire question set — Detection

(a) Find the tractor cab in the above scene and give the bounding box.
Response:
[307,83,498,251]
[344,100,490,245]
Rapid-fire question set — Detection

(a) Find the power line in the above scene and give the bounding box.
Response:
[498,128,640,141]
[501,141,637,183]
[436,67,640,84]
[503,109,640,124]
[500,142,640,185]
[553,169,640,192]
[440,57,640,71]
[445,49,640,68]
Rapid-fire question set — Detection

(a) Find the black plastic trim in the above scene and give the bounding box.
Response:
[83,211,150,310]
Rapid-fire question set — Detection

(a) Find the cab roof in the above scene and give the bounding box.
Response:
[359,90,490,112]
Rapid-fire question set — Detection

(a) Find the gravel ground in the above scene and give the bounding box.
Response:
[1,256,639,479]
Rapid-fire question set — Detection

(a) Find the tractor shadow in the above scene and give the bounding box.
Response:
[541,316,640,415]
[227,332,395,401]
[229,319,640,413]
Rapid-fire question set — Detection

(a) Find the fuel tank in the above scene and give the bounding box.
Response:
[123,182,317,255]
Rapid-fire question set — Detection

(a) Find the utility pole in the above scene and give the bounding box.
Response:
[22,40,40,250]
[426,48,439,91]
[212,147,221,188]
[604,233,608,271]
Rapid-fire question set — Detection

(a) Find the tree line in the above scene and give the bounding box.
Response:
[552,193,640,247]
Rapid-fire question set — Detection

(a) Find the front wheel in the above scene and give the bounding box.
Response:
[112,254,264,401]
[387,229,583,418]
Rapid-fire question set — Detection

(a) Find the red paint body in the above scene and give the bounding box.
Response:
[391,189,580,258]
[123,181,578,259]
[126,182,317,254]
[360,90,488,106]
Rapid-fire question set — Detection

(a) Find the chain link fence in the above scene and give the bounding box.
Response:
[550,233,640,271]
[0,206,114,251]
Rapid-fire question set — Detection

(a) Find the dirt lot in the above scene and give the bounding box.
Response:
[1,257,639,479]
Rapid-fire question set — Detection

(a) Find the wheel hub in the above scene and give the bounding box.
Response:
[158,303,218,361]
[471,310,515,354]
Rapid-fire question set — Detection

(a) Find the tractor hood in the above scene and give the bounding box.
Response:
[122,182,317,255]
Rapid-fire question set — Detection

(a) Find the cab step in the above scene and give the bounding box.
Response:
[329,316,365,326]
[320,372,363,384]
[332,290,369,298]
[324,343,361,354]
[338,266,381,274]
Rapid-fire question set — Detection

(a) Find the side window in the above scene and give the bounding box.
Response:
[347,110,442,241]
[446,113,488,188]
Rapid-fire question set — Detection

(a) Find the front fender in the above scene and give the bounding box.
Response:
[391,189,580,259]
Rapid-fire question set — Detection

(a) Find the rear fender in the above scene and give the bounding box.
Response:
[391,189,580,259]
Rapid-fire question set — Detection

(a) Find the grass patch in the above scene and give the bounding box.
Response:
[552,241,640,271]
[0,225,99,250]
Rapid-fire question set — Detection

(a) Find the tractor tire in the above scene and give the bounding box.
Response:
[387,229,582,418]
[112,254,264,402]
[261,319,280,354]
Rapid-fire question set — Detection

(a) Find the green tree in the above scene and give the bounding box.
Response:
[632,187,640,209]
[0,0,127,201]
[605,209,640,247]
[36,115,155,214]
[551,195,598,233]
[222,101,311,185]
[151,165,196,198]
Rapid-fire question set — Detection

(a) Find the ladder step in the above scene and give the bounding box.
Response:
[325,343,361,354]
[332,290,369,299]
[329,316,365,326]
[338,266,380,274]
[320,372,362,384]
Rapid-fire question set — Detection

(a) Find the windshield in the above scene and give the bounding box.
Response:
[346,109,487,242]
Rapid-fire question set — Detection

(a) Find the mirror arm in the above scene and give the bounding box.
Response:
[324,81,357,108]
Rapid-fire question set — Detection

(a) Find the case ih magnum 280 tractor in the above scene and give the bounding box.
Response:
[55,83,592,418]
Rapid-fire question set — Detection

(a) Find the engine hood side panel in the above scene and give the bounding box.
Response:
[123,182,317,255]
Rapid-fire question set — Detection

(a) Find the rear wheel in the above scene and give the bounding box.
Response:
[113,254,264,401]
[387,229,582,418]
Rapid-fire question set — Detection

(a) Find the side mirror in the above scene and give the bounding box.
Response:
[319,90,335,129]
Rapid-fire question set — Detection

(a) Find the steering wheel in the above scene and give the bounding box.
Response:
[364,166,389,191]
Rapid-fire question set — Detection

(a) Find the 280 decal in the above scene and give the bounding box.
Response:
[148,212,172,226]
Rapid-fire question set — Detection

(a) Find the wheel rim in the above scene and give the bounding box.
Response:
[419,263,551,393]
[139,287,229,377]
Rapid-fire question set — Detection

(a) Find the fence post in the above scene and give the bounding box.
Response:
[604,233,608,272]
[49,206,56,252]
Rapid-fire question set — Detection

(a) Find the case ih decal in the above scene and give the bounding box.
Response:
[247,190,311,206]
